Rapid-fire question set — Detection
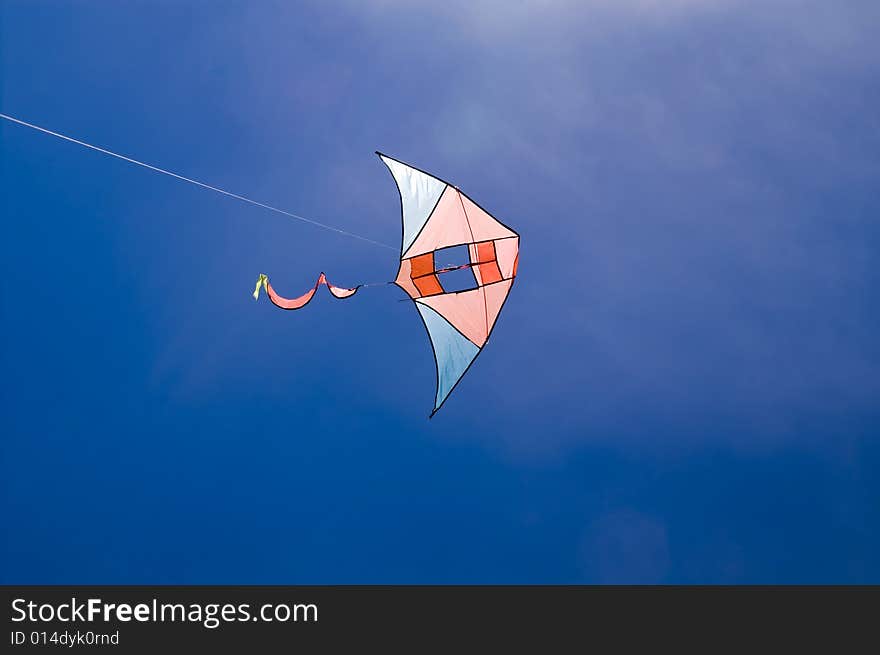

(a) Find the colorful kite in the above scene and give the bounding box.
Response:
[0,115,519,415]
[255,153,520,415]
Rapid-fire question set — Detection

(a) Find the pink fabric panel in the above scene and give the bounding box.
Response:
[494,236,519,279]
[327,283,358,299]
[458,194,518,244]
[394,258,421,299]
[483,279,514,335]
[320,272,358,299]
[402,186,472,259]
[266,280,318,310]
[417,288,489,347]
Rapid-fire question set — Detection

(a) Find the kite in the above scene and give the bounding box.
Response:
[255,153,520,415]
[0,113,518,416]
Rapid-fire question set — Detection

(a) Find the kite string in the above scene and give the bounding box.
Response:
[0,112,397,251]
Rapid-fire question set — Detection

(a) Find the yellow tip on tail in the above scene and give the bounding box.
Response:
[253,273,268,300]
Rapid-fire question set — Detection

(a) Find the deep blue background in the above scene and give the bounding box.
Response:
[2,2,878,583]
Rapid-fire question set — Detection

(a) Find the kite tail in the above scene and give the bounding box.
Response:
[253,273,359,310]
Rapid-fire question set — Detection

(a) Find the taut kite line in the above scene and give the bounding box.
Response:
[1,113,520,416]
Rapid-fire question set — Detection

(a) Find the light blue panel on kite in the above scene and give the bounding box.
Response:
[415,302,481,414]
[379,154,446,254]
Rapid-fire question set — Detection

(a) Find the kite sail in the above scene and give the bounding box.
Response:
[254,153,519,415]
[377,152,520,416]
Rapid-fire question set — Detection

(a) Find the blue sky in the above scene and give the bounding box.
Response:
[1,1,878,583]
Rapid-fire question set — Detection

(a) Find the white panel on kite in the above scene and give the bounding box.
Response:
[379,154,446,253]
